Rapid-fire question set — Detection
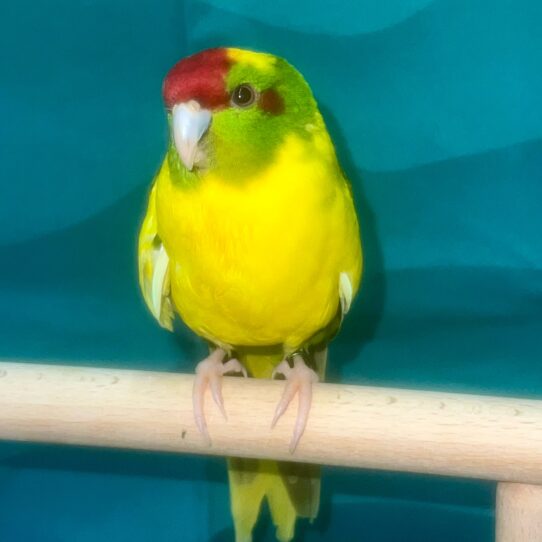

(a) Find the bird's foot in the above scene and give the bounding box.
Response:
[193,348,247,444]
[271,354,318,453]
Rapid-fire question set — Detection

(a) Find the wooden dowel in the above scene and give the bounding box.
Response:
[0,361,541,483]
[496,483,542,541]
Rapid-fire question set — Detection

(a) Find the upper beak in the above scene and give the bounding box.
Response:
[172,100,212,171]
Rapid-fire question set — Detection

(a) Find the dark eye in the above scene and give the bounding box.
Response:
[231,84,257,108]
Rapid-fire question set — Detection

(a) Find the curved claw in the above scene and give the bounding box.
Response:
[193,369,212,445]
[271,355,318,453]
[192,349,247,445]
[208,371,227,420]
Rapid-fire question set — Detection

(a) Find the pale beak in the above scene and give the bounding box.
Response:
[172,100,212,170]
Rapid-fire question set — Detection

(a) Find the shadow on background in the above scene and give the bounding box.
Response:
[319,103,387,382]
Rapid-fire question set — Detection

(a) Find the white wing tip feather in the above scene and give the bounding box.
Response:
[339,272,353,315]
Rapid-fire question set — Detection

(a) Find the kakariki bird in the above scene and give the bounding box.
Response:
[138,47,362,542]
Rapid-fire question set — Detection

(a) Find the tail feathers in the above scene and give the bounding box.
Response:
[228,458,320,542]
[228,347,326,541]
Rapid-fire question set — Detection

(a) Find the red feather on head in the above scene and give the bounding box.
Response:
[162,48,231,109]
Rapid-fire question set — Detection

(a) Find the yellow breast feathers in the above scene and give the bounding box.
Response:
[141,131,362,350]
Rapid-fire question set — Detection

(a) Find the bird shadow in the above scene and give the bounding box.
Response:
[318,102,387,383]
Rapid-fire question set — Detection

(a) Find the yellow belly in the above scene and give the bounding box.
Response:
[155,134,362,349]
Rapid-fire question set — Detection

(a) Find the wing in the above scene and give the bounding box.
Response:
[138,182,175,331]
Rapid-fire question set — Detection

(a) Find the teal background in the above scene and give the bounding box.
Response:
[1,0,541,540]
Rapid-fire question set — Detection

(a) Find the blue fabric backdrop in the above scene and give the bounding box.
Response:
[1,0,541,540]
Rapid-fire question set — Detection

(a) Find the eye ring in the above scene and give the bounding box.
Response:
[231,83,257,108]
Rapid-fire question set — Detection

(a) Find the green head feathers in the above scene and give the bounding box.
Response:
[162,48,324,182]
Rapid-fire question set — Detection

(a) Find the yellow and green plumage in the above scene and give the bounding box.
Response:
[138,47,362,541]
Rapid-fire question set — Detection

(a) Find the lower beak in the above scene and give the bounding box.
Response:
[172,100,212,170]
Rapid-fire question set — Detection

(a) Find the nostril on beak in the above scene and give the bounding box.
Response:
[186,100,201,111]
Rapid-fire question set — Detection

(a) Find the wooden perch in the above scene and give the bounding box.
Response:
[0,361,541,485]
[3,361,542,540]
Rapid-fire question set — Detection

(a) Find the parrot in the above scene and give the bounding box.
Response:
[138,47,362,542]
